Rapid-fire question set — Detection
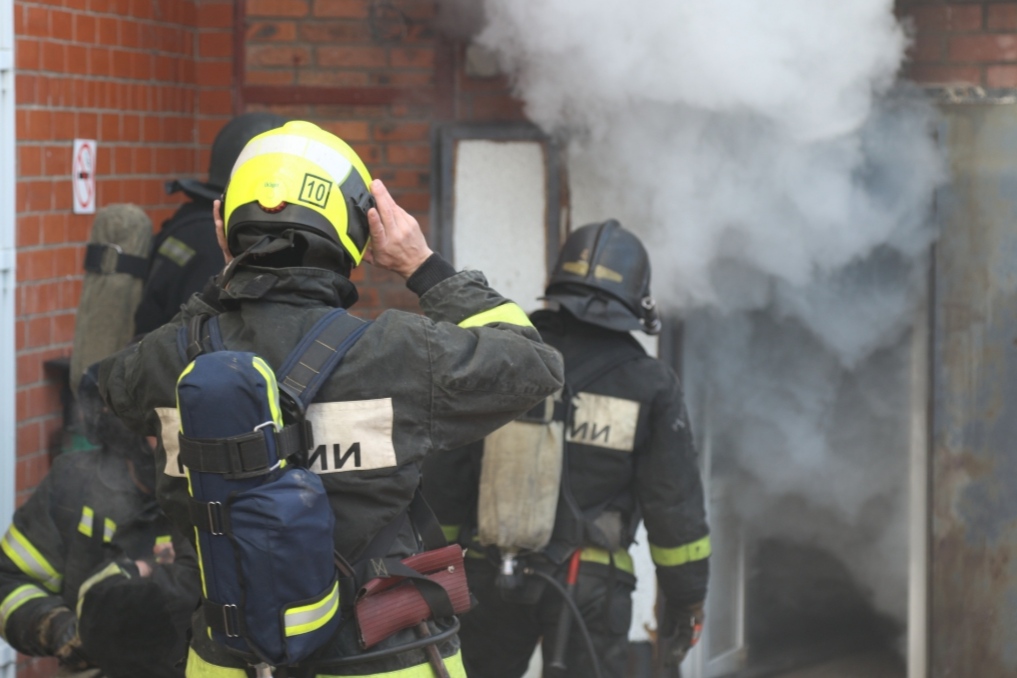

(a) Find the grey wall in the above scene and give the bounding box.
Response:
[932,103,1017,677]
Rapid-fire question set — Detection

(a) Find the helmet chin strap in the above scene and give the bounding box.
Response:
[220,232,296,287]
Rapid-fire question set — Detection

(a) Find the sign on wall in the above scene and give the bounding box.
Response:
[72,138,96,214]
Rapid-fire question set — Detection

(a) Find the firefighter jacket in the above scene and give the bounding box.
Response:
[425,308,710,608]
[134,199,223,336]
[97,255,565,672]
[0,448,198,669]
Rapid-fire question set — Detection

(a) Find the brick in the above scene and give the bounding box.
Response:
[375,168,429,189]
[67,45,89,76]
[298,22,363,42]
[248,45,311,67]
[247,21,298,42]
[906,6,982,32]
[52,313,76,345]
[74,13,97,42]
[349,142,382,164]
[316,45,387,68]
[317,120,370,142]
[390,47,434,69]
[248,0,310,17]
[987,64,1017,87]
[197,60,233,87]
[19,146,42,177]
[199,32,233,58]
[24,6,48,38]
[40,214,67,245]
[949,34,1017,63]
[97,16,118,46]
[371,71,434,87]
[372,121,429,142]
[17,216,42,249]
[77,112,99,139]
[41,42,66,73]
[203,2,235,28]
[16,38,40,70]
[313,0,369,18]
[296,70,370,87]
[198,89,234,115]
[16,423,41,458]
[385,144,430,167]
[988,5,1017,31]
[25,317,51,350]
[52,111,75,141]
[51,9,74,41]
[245,69,296,86]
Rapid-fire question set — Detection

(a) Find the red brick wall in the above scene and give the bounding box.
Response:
[13,1,233,668]
[898,0,1017,87]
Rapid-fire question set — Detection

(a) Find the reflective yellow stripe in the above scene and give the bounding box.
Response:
[185,648,247,677]
[579,547,635,574]
[650,535,711,567]
[458,303,533,329]
[103,518,117,543]
[1,526,62,592]
[285,580,340,636]
[251,356,283,428]
[441,525,460,542]
[156,535,173,546]
[318,649,467,678]
[0,584,48,638]
[186,637,467,678]
[78,506,94,537]
[76,561,128,618]
[176,361,198,433]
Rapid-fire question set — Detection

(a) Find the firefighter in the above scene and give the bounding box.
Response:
[0,367,199,677]
[422,220,711,677]
[97,120,564,677]
[133,112,287,335]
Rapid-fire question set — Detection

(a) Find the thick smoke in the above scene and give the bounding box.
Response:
[463,0,943,630]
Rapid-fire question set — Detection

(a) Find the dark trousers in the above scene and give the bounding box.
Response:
[458,557,635,678]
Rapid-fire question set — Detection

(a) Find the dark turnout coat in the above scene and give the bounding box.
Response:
[0,449,197,676]
[98,256,565,674]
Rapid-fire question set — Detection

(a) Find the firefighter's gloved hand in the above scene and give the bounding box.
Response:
[660,601,704,668]
[40,607,92,670]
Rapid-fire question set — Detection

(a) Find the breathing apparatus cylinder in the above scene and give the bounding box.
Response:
[476,395,565,561]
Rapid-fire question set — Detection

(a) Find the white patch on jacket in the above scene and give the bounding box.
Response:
[567,392,640,452]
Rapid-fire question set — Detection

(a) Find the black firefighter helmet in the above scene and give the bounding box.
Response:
[545,220,661,334]
[165,112,288,203]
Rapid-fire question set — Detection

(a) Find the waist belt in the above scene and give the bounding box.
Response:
[466,546,635,575]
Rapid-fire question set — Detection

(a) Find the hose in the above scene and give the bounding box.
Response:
[303,616,460,669]
[523,567,604,678]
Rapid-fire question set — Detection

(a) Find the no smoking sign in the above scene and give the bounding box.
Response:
[72,139,97,215]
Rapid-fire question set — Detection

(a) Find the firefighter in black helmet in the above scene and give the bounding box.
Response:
[133,112,288,335]
[424,220,710,677]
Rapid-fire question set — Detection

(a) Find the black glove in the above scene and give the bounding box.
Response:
[39,607,91,670]
[660,601,704,668]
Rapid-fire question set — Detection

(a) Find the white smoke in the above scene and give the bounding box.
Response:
[463,0,944,631]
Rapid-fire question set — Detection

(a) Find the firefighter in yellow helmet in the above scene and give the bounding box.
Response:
[97,120,564,677]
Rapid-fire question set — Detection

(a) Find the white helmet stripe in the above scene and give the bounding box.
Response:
[231,134,355,186]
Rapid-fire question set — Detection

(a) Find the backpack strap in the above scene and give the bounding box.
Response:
[276,308,371,409]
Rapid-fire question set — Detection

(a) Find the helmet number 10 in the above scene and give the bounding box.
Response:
[299,174,332,210]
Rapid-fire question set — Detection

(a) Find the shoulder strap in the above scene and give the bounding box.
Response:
[276,308,372,409]
[177,314,227,363]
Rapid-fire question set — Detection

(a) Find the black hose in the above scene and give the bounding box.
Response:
[303,616,460,669]
[523,567,604,678]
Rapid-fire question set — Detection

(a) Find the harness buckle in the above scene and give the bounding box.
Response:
[207,501,224,536]
[222,604,240,638]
